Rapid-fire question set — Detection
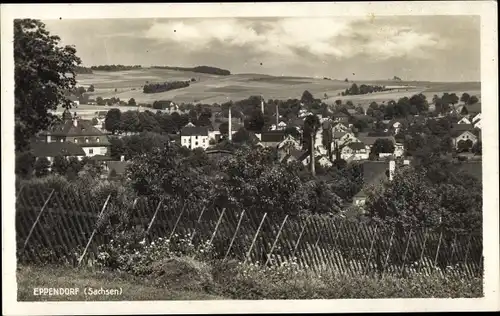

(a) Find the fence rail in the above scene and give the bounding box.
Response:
[15,186,483,278]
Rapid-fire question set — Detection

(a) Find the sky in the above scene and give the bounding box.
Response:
[43,15,480,82]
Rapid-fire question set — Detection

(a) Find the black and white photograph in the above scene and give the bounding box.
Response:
[2,2,499,314]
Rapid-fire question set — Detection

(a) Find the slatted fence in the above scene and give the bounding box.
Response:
[15,186,483,277]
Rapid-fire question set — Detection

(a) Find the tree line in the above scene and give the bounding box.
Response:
[74,66,93,74]
[152,65,231,76]
[90,65,142,71]
[143,80,191,94]
[104,107,213,135]
[341,83,389,96]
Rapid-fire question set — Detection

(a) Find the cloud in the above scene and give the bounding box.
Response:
[142,17,446,61]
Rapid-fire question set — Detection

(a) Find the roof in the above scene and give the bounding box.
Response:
[451,123,474,132]
[333,132,347,139]
[31,141,86,157]
[106,161,130,175]
[180,126,209,136]
[260,130,286,142]
[334,112,350,117]
[288,118,304,129]
[44,119,107,137]
[347,142,366,151]
[290,148,308,160]
[465,102,481,114]
[357,135,396,146]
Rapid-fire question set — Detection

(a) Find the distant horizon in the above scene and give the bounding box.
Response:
[44,15,481,82]
[77,65,481,84]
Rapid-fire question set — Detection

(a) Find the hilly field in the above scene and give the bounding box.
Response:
[70,68,481,115]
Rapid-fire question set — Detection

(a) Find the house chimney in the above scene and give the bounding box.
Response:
[276,103,279,128]
[73,112,78,127]
[228,105,232,141]
[389,160,396,181]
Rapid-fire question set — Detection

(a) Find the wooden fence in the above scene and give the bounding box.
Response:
[15,186,483,277]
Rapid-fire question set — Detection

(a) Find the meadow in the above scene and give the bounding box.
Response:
[69,68,481,116]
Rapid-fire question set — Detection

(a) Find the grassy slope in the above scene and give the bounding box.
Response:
[73,68,481,109]
[17,262,482,301]
[17,265,226,301]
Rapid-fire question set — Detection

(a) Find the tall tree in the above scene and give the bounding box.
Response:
[34,157,51,177]
[460,93,470,104]
[301,90,315,105]
[15,19,82,151]
[105,109,122,134]
[304,114,321,176]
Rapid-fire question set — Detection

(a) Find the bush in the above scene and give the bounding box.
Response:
[212,259,482,299]
[95,233,215,276]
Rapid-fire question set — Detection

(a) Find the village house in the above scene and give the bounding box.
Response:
[259,130,287,148]
[450,124,479,149]
[352,159,411,207]
[180,123,210,150]
[30,141,86,164]
[473,120,482,130]
[471,113,481,124]
[331,122,350,133]
[340,142,370,161]
[37,114,111,158]
[457,117,472,125]
[333,112,350,124]
[333,131,359,146]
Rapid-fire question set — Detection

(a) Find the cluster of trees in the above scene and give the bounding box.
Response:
[104,107,213,135]
[74,66,93,74]
[433,92,479,115]
[365,94,429,120]
[90,65,142,71]
[143,80,190,94]
[95,96,137,107]
[341,83,388,96]
[16,152,104,180]
[152,65,231,76]
[365,157,482,234]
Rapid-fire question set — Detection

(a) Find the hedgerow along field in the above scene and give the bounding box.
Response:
[73,68,481,110]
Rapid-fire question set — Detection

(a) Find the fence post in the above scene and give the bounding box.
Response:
[208,208,226,246]
[291,224,306,259]
[244,212,267,264]
[168,204,187,241]
[144,199,163,238]
[78,194,111,266]
[419,229,428,272]
[382,226,395,274]
[433,230,443,267]
[265,215,289,266]
[190,206,207,243]
[16,185,25,202]
[364,225,378,274]
[22,189,55,252]
[400,229,413,276]
[223,210,246,262]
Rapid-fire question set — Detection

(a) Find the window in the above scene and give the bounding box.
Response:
[85,138,89,143]
[74,138,78,143]
[96,138,100,143]
[60,139,63,143]
[195,142,199,146]
[89,149,94,155]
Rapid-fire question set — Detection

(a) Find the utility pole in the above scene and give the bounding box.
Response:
[276,102,279,128]
[228,104,232,141]
[310,132,316,176]
[261,96,265,114]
